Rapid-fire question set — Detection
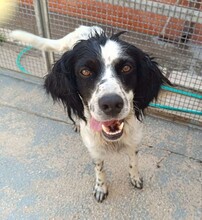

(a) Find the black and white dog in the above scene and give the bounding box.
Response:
[11,26,170,202]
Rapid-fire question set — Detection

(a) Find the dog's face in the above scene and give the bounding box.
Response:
[74,35,138,141]
[45,32,170,141]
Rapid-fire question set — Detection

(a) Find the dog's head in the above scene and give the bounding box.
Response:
[45,32,170,141]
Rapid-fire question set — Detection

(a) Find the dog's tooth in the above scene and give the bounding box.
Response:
[118,122,124,131]
[101,124,110,134]
[101,124,107,132]
[114,130,121,135]
[106,130,112,135]
[109,129,121,135]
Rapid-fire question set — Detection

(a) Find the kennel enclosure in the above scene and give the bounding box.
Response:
[0,0,201,126]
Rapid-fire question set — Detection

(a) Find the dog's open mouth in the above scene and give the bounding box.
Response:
[90,118,124,141]
[101,120,124,140]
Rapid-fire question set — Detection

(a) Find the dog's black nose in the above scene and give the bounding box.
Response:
[98,94,124,116]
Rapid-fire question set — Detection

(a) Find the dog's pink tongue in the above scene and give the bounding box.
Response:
[90,117,102,131]
[90,117,115,132]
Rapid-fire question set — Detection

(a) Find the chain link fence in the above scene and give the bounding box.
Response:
[0,0,201,125]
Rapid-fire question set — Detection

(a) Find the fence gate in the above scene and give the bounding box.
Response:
[0,0,201,126]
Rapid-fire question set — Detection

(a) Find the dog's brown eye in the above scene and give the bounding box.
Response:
[80,69,92,77]
[121,65,132,73]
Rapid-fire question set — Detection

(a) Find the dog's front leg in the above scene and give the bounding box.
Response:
[126,149,143,189]
[93,160,108,202]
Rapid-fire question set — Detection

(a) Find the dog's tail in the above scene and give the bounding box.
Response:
[10,26,104,53]
[10,30,69,52]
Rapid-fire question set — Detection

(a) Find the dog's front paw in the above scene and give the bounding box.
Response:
[93,184,108,202]
[130,176,143,189]
[72,123,80,133]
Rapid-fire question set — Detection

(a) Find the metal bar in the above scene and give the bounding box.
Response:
[33,0,53,73]
[149,103,202,115]
[100,0,202,23]
[161,86,202,99]
[39,0,54,66]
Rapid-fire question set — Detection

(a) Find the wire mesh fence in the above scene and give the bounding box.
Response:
[0,0,201,125]
[0,0,47,76]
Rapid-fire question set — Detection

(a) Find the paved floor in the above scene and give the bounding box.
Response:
[0,70,201,220]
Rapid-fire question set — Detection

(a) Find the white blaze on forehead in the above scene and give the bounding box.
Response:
[101,40,122,66]
[89,40,133,122]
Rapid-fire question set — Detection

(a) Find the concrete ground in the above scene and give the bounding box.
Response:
[0,69,201,220]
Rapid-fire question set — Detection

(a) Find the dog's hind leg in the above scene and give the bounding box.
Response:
[93,160,108,202]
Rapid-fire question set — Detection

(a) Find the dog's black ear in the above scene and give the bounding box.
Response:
[134,55,171,120]
[44,51,86,122]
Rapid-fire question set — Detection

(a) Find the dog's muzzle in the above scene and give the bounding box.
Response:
[90,94,125,141]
